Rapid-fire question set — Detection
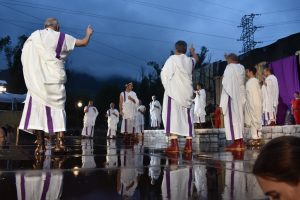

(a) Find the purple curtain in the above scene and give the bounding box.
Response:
[269,55,300,125]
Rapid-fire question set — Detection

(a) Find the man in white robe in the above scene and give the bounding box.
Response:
[244,67,263,146]
[135,101,146,136]
[18,18,93,154]
[119,82,139,139]
[194,83,206,128]
[106,102,119,139]
[161,41,198,154]
[220,53,246,151]
[149,95,162,129]
[81,100,99,138]
[262,67,279,125]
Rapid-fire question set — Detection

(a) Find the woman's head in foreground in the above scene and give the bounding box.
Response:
[253,136,300,200]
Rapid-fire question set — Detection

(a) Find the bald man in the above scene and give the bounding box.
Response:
[19,18,93,155]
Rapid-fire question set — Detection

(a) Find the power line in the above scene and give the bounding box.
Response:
[120,0,238,26]
[263,20,300,27]
[0,0,238,40]
[261,8,300,15]
[0,17,239,53]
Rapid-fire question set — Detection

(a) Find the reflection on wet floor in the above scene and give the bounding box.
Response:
[0,132,266,200]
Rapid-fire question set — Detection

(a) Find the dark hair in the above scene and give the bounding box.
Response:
[253,136,300,185]
[263,67,273,74]
[247,67,257,75]
[295,91,300,95]
[197,83,204,88]
[175,40,187,54]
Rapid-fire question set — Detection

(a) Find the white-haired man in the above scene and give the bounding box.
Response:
[19,18,93,154]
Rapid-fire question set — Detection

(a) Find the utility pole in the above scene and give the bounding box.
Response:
[238,13,263,53]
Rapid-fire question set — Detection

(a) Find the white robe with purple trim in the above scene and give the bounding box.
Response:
[161,54,195,137]
[245,77,263,139]
[220,63,246,140]
[82,106,98,137]
[107,108,119,137]
[120,91,139,134]
[263,74,279,124]
[19,29,76,134]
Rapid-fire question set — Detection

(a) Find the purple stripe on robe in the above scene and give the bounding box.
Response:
[188,167,192,197]
[24,96,33,130]
[166,169,171,199]
[86,127,88,136]
[228,97,235,140]
[90,126,94,137]
[230,162,235,199]
[187,108,193,137]
[166,96,172,136]
[40,173,51,200]
[45,106,54,133]
[125,119,127,132]
[21,174,25,200]
[55,32,65,59]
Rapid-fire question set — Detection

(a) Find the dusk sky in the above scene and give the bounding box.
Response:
[0,0,299,79]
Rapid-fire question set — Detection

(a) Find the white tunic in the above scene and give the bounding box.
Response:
[135,105,146,133]
[107,108,119,130]
[194,89,206,123]
[220,63,246,140]
[161,54,195,137]
[120,91,139,134]
[19,29,76,134]
[263,74,279,124]
[245,77,263,139]
[150,100,162,127]
[83,106,99,127]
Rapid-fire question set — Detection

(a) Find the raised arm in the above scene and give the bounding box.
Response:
[75,25,93,47]
[189,46,199,63]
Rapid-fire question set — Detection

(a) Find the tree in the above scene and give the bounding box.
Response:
[0,35,28,93]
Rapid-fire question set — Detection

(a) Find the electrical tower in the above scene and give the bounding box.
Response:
[238,13,263,53]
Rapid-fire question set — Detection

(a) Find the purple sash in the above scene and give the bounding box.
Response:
[55,32,65,59]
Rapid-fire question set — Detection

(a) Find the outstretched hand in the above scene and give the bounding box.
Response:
[86,25,94,36]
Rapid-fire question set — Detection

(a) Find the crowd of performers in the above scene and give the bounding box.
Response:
[16,17,300,157]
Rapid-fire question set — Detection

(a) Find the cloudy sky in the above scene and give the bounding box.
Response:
[0,0,299,79]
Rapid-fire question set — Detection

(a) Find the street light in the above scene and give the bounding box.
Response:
[0,85,6,93]
[77,101,83,108]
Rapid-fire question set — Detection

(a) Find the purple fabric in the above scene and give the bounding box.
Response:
[166,169,171,199]
[21,174,25,200]
[188,167,192,197]
[228,97,235,140]
[45,106,54,133]
[187,108,193,137]
[40,173,51,200]
[55,32,65,59]
[166,96,172,136]
[24,96,32,130]
[269,55,300,125]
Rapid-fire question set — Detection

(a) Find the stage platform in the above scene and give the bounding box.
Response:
[0,129,271,200]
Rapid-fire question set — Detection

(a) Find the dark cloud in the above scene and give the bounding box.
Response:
[0,0,299,79]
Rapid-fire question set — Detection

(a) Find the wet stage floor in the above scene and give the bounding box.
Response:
[0,132,266,200]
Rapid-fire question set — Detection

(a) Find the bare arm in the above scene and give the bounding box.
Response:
[189,47,199,63]
[75,25,93,47]
[119,95,123,115]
